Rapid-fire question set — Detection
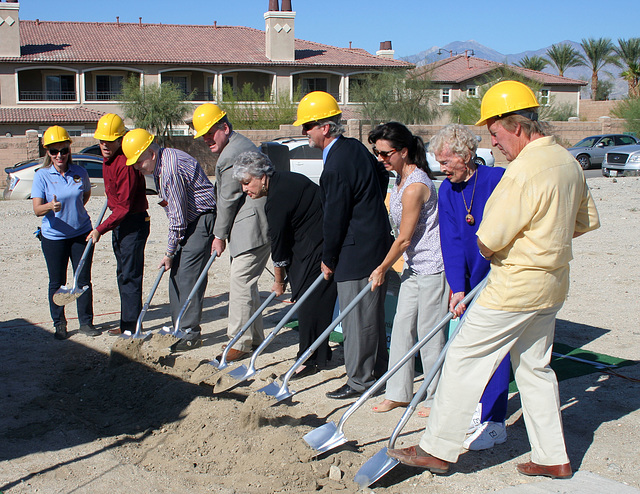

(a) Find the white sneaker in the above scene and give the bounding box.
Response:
[463,421,507,451]
[467,403,482,433]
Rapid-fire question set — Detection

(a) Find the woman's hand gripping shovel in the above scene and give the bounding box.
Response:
[211,273,325,393]
[353,278,488,487]
[256,280,372,403]
[302,277,487,457]
[52,198,109,306]
[209,277,287,370]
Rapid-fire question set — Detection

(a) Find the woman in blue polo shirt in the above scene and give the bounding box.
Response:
[32,126,99,340]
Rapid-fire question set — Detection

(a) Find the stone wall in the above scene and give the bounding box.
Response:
[579,100,619,121]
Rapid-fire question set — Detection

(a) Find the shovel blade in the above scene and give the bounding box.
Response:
[52,285,88,306]
[226,364,254,382]
[303,422,346,454]
[119,330,152,341]
[257,381,295,402]
[354,447,398,488]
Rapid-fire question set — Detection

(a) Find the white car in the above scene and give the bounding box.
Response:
[425,138,495,176]
[261,136,324,184]
[602,144,640,177]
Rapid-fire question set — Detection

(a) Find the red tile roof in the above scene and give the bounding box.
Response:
[416,54,586,86]
[8,20,411,69]
[0,107,105,123]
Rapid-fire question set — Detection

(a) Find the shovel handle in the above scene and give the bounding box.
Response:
[173,252,217,336]
[133,266,166,337]
[335,276,488,434]
[71,198,110,287]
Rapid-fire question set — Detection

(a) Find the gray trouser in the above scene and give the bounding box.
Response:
[338,277,389,392]
[385,269,448,405]
[169,211,215,332]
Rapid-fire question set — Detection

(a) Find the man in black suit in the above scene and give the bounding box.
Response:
[294,91,393,399]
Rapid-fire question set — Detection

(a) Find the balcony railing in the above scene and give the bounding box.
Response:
[85,90,121,101]
[19,91,77,101]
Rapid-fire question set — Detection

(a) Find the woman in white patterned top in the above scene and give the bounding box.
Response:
[368,122,449,415]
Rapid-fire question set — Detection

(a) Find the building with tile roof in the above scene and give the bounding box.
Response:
[414,53,587,123]
[0,0,411,136]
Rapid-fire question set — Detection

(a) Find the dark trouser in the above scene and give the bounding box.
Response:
[296,276,338,365]
[112,212,150,331]
[169,211,215,332]
[338,277,389,392]
[41,232,94,328]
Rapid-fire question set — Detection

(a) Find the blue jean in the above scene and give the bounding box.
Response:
[112,212,150,331]
[40,232,94,327]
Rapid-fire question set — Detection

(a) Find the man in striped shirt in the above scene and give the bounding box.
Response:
[123,128,216,351]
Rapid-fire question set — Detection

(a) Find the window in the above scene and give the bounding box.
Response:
[95,75,123,100]
[539,89,550,106]
[467,86,477,98]
[302,78,328,95]
[615,135,637,146]
[163,75,188,94]
[440,88,451,105]
[45,74,75,100]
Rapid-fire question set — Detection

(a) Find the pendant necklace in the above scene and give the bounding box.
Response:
[462,168,477,226]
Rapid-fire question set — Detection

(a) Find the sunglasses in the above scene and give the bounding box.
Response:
[372,148,397,159]
[302,121,319,132]
[48,147,70,156]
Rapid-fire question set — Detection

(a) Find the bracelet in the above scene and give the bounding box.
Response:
[165,252,175,259]
[479,249,490,260]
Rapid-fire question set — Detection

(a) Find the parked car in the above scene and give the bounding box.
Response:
[602,145,640,177]
[79,144,102,156]
[567,134,639,170]
[425,140,495,175]
[4,154,105,200]
[4,153,157,200]
[261,136,324,184]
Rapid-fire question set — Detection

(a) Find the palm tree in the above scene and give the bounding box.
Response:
[615,38,640,98]
[515,55,549,72]
[545,43,583,77]
[579,37,620,100]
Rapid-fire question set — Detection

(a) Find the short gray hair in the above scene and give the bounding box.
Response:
[232,151,275,181]
[430,124,478,162]
[318,115,345,138]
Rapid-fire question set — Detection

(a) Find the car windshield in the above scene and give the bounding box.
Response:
[573,137,599,148]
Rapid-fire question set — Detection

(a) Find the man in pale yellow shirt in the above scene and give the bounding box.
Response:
[387,81,600,479]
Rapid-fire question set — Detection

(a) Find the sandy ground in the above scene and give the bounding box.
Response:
[0,175,639,494]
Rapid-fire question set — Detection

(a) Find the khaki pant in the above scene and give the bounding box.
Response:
[420,302,569,466]
[226,243,271,352]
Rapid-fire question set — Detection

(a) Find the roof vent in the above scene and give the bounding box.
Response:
[376,41,395,59]
[268,0,279,11]
[281,0,292,11]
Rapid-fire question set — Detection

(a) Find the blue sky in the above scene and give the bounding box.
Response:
[20,0,638,57]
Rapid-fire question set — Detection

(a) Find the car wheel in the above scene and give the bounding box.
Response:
[474,157,486,167]
[576,154,591,170]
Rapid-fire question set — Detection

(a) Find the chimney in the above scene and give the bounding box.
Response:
[376,41,395,60]
[0,0,20,58]
[264,0,295,61]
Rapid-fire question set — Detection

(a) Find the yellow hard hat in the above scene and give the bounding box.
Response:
[43,125,72,147]
[122,128,155,166]
[475,80,539,126]
[293,91,342,126]
[192,103,226,139]
[94,113,126,141]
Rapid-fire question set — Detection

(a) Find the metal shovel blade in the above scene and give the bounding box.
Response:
[354,447,398,488]
[52,284,88,306]
[303,422,346,454]
[257,379,294,402]
[225,364,255,382]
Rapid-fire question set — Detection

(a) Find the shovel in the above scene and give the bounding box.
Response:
[257,280,372,402]
[159,252,218,340]
[120,266,166,340]
[354,306,473,487]
[302,277,487,455]
[218,272,325,388]
[52,198,109,306]
[209,277,286,370]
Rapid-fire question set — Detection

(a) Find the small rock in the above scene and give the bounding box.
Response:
[329,465,343,481]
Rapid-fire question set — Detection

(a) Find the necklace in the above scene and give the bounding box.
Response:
[462,168,477,226]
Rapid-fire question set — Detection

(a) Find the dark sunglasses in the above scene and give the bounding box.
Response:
[48,147,70,156]
[372,148,397,159]
[302,121,319,132]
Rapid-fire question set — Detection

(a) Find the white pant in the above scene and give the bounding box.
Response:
[420,302,569,466]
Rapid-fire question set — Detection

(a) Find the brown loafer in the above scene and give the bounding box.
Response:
[516,461,572,479]
[108,328,123,335]
[386,445,450,473]
[222,348,249,362]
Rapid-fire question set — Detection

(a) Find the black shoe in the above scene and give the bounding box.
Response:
[287,364,319,381]
[54,323,68,340]
[172,332,202,352]
[79,323,101,337]
[326,383,362,400]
